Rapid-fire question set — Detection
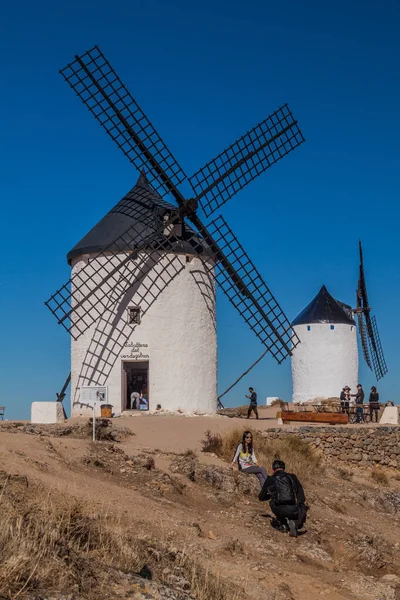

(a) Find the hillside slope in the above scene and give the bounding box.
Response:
[0,417,399,600]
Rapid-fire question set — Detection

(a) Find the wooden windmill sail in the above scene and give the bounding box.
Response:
[355,241,388,380]
[45,46,306,404]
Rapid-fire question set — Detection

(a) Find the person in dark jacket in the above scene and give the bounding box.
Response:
[340,386,350,414]
[352,384,365,423]
[259,459,307,537]
[369,386,380,423]
[245,387,259,419]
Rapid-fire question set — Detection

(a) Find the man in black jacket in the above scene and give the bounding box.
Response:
[259,459,307,537]
[352,384,365,423]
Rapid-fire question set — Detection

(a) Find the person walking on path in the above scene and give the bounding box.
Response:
[352,384,365,423]
[231,431,268,488]
[246,387,259,419]
[369,386,380,423]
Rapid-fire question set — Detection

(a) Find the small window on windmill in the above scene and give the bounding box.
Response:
[127,306,141,325]
[163,213,182,238]
[330,325,335,330]
[307,326,311,331]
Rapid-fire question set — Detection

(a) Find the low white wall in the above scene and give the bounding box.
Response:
[31,402,65,424]
[379,406,399,425]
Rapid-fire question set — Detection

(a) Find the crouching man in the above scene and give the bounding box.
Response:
[259,459,308,537]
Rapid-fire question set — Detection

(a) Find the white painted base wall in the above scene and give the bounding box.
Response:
[291,323,358,403]
[71,251,217,416]
[379,406,399,425]
[31,402,65,424]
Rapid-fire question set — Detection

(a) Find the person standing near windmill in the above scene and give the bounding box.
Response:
[351,384,365,423]
[246,387,259,419]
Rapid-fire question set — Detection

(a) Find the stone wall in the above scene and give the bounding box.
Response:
[262,427,400,469]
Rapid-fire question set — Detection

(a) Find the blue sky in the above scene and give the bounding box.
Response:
[1,0,399,419]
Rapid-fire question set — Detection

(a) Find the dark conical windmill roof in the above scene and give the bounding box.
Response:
[67,173,209,264]
[292,285,355,326]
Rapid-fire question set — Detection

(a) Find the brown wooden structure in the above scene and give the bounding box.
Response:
[278,410,349,425]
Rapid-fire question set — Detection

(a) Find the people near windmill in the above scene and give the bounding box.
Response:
[369,386,380,423]
[259,459,307,537]
[351,384,365,423]
[130,391,140,410]
[340,386,351,414]
[246,387,259,419]
[139,390,149,411]
[231,431,268,488]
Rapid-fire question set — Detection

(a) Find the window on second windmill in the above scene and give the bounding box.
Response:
[127,307,141,325]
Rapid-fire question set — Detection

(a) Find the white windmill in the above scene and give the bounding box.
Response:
[45,46,305,416]
[291,244,388,404]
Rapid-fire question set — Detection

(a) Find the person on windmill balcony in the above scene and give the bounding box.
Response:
[351,384,365,423]
[245,387,259,419]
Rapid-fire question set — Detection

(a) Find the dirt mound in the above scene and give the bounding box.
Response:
[83,443,186,498]
[170,451,259,496]
[0,419,132,442]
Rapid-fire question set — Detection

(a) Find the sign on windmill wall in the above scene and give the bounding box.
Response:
[121,341,149,360]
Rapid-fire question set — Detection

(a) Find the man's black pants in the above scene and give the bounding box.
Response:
[247,405,259,419]
[270,501,307,528]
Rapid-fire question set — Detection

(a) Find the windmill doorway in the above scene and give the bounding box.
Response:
[123,361,149,411]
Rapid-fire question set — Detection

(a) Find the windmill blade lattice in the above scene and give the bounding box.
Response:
[45,204,183,339]
[50,46,306,367]
[367,315,388,380]
[356,241,388,379]
[189,104,305,218]
[356,310,372,370]
[60,46,187,197]
[198,215,299,362]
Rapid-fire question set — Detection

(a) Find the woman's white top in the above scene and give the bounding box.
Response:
[232,443,257,469]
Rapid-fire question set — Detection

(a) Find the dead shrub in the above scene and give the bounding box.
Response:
[201,430,223,454]
[337,466,353,481]
[223,538,245,556]
[371,468,389,486]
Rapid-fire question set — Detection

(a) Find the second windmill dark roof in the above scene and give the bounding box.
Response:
[292,285,355,326]
[67,173,209,264]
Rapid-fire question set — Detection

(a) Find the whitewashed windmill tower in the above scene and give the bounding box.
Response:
[45,46,305,416]
[291,244,388,403]
[291,285,358,403]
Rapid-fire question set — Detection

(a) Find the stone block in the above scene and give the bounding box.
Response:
[379,407,399,425]
[31,402,65,424]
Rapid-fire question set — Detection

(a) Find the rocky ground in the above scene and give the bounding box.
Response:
[0,416,400,600]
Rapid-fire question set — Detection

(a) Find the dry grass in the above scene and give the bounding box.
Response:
[370,468,389,486]
[0,474,240,600]
[202,428,322,482]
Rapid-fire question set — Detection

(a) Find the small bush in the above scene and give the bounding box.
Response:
[337,467,353,481]
[371,468,389,486]
[201,430,223,454]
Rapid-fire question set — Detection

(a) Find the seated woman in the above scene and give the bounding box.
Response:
[231,431,268,488]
